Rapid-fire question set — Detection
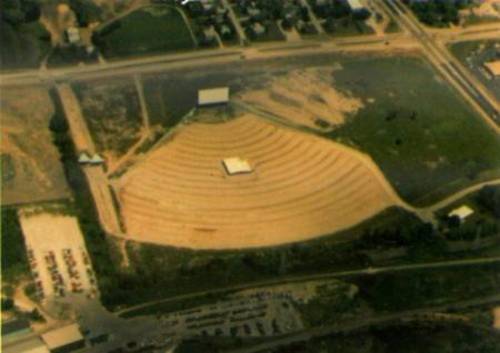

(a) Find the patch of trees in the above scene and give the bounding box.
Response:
[477,186,500,219]
[0,0,50,68]
[405,0,469,27]
[1,208,29,283]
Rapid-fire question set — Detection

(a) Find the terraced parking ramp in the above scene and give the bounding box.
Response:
[116,114,404,249]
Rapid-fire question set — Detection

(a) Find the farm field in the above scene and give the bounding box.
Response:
[116,113,402,249]
[0,86,70,205]
[93,5,196,59]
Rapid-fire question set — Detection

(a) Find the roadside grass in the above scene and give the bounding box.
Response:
[92,5,196,59]
[329,56,500,206]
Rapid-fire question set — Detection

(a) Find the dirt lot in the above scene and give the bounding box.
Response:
[116,113,402,249]
[237,68,364,132]
[19,211,98,301]
[1,87,70,205]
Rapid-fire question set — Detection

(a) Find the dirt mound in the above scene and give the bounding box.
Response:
[238,68,363,132]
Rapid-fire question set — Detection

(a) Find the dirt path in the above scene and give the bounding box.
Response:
[57,84,96,153]
[57,84,122,235]
[133,74,151,132]
[426,178,500,213]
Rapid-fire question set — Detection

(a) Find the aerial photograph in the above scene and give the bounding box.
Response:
[1,0,500,352]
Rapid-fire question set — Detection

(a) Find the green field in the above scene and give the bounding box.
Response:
[93,5,196,59]
[329,56,500,206]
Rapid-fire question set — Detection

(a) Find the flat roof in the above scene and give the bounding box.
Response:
[448,205,474,220]
[198,87,229,106]
[222,157,253,175]
[41,324,83,349]
[485,61,500,76]
[3,337,49,353]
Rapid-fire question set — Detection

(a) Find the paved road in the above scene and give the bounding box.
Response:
[117,256,500,317]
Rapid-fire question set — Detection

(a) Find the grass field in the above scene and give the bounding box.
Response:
[329,56,500,206]
[73,79,143,160]
[93,5,196,59]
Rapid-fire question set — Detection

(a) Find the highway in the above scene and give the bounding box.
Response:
[379,0,499,130]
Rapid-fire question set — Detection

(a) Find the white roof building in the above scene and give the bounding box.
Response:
[448,205,474,222]
[347,0,365,11]
[78,152,91,164]
[89,154,105,165]
[198,87,230,106]
[41,324,84,352]
[222,157,253,175]
[66,27,81,44]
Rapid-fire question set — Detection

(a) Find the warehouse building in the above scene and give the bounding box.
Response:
[41,324,85,353]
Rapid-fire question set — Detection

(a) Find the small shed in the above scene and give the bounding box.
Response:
[78,152,91,164]
[89,154,105,165]
[448,205,474,222]
[222,157,253,175]
[41,324,84,353]
[198,87,230,106]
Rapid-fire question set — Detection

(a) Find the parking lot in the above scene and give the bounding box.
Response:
[19,212,98,301]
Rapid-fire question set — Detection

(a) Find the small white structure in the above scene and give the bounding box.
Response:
[448,205,474,222]
[347,0,365,11]
[222,157,253,175]
[41,324,84,353]
[78,152,91,164]
[89,154,105,165]
[198,87,230,106]
[484,61,500,77]
[65,27,81,44]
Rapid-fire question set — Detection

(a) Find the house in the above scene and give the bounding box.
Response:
[65,27,80,45]
[252,22,266,35]
[89,154,105,165]
[41,324,85,353]
[78,152,91,164]
[346,0,366,12]
[198,87,230,106]
[448,205,474,222]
